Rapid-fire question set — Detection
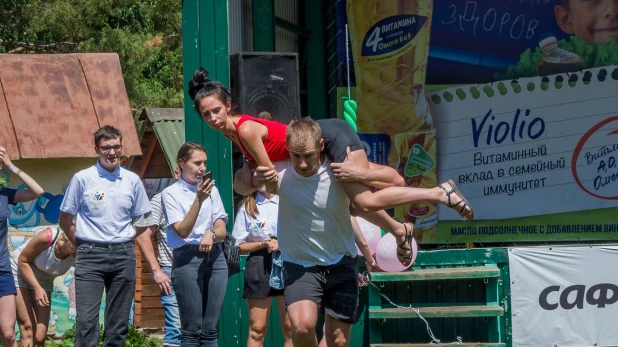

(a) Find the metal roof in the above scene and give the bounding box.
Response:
[140,108,185,175]
[0,53,141,159]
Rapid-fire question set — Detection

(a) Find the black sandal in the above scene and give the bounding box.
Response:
[439,179,474,220]
[396,223,414,267]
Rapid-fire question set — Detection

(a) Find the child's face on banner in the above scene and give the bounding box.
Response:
[555,0,618,44]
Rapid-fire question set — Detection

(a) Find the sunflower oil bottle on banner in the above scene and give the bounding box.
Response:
[347,0,437,242]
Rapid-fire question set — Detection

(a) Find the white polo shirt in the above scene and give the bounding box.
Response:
[232,193,279,245]
[161,177,228,249]
[60,161,151,243]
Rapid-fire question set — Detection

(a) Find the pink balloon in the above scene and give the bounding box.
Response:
[375,233,417,272]
[355,217,382,256]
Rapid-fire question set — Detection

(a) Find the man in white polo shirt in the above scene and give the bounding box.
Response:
[257,118,359,347]
[59,125,151,347]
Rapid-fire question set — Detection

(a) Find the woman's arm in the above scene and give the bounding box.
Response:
[233,163,257,196]
[170,180,214,239]
[17,230,54,306]
[237,121,276,170]
[212,218,227,242]
[0,146,44,202]
[198,218,228,253]
[238,241,268,255]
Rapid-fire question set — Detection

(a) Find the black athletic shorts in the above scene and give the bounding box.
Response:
[317,119,364,163]
[283,256,360,324]
[243,248,285,298]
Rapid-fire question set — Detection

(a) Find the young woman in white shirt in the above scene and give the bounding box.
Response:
[232,188,292,347]
[161,142,228,347]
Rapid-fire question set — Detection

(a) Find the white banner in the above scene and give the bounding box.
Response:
[428,67,618,220]
[509,246,618,347]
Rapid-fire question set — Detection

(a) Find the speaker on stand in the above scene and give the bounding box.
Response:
[229,52,301,209]
[230,52,301,124]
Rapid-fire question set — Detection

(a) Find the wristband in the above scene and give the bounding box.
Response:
[8,165,16,173]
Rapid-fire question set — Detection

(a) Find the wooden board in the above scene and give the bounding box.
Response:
[369,305,504,319]
[370,344,505,347]
[369,266,500,282]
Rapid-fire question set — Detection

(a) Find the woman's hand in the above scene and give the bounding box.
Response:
[253,166,278,184]
[196,178,214,203]
[199,230,215,252]
[34,287,50,307]
[267,238,279,253]
[0,146,13,169]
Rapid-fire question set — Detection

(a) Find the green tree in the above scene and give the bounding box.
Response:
[0,0,183,115]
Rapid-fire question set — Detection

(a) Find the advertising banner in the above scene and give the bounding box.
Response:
[338,0,618,243]
[509,246,618,347]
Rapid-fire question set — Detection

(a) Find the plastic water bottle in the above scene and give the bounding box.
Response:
[537,33,585,76]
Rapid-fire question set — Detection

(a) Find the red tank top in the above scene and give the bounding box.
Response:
[235,115,289,162]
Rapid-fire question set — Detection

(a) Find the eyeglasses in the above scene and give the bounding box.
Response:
[98,145,122,153]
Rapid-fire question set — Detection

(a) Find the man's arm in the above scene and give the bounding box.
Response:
[331,148,404,189]
[133,225,149,237]
[135,226,172,295]
[352,216,377,272]
[59,212,77,245]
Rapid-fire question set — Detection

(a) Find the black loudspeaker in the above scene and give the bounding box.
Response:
[229,52,301,124]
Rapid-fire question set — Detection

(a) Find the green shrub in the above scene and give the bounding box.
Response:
[47,325,162,347]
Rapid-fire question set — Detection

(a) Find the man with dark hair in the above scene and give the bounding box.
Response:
[59,125,151,347]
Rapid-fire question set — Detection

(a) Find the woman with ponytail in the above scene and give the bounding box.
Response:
[231,188,292,347]
[161,142,228,346]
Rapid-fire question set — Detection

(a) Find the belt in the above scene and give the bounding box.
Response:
[76,239,133,248]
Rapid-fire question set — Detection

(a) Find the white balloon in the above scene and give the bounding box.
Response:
[355,217,382,256]
[375,233,417,272]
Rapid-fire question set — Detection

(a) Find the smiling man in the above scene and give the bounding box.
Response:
[59,125,151,347]
[259,118,360,347]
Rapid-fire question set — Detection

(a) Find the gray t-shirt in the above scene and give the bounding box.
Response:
[0,187,17,273]
[274,157,357,267]
[134,193,172,267]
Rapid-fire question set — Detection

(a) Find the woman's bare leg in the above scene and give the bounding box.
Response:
[246,297,272,347]
[346,150,473,219]
[15,288,36,347]
[0,294,17,347]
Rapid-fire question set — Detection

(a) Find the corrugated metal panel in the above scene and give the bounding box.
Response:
[144,108,185,173]
[242,0,299,53]
[0,53,141,159]
[326,0,341,119]
[275,0,298,53]
[244,0,254,51]
[229,0,246,54]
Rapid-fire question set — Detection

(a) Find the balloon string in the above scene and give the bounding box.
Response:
[362,271,464,345]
